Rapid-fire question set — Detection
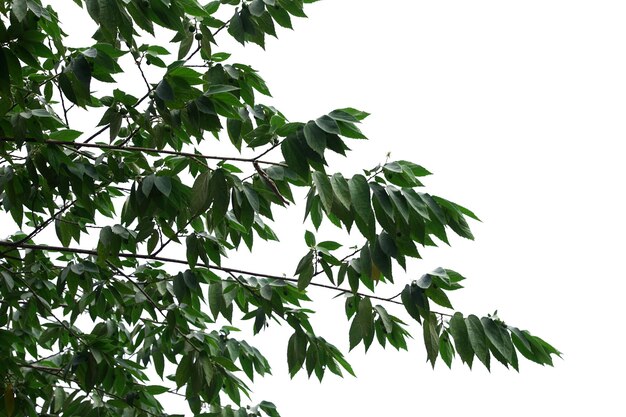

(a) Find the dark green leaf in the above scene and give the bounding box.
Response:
[281,134,309,180]
[349,297,373,350]
[287,331,307,377]
[466,315,490,370]
[312,171,333,213]
[191,171,211,215]
[49,129,83,141]
[423,313,439,367]
[374,305,393,334]
[330,173,351,210]
[482,317,514,364]
[348,174,374,240]
[439,332,455,369]
[425,286,453,309]
[449,312,474,367]
[315,115,340,134]
[303,121,327,155]
[156,78,174,101]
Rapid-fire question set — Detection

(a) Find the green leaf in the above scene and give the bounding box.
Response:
[281,133,309,180]
[186,234,199,269]
[267,5,292,28]
[425,286,453,309]
[317,240,341,251]
[374,305,393,334]
[156,78,174,101]
[174,355,192,389]
[142,175,155,197]
[415,273,432,289]
[328,109,360,123]
[466,315,490,370]
[209,281,224,319]
[145,385,170,395]
[208,168,229,222]
[482,317,514,363]
[348,174,374,240]
[434,196,481,221]
[97,0,118,37]
[4,383,14,416]
[304,230,315,247]
[330,173,351,210]
[359,243,373,290]
[49,129,83,141]
[349,297,373,350]
[295,251,314,290]
[242,184,260,212]
[401,285,422,323]
[249,0,266,16]
[337,120,367,139]
[287,331,308,377]
[303,121,327,155]
[315,115,340,134]
[12,0,28,22]
[439,332,455,369]
[449,312,474,367]
[371,238,392,280]
[0,49,11,98]
[336,107,370,120]
[312,171,333,213]
[228,10,246,44]
[423,313,439,367]
[191,171,211,215]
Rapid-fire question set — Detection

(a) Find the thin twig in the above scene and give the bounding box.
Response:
[252,139,282,162]
[0,264,82,338]
[108,263,204,354]
[0,199,76,257]
[56,79,70,128]
[135,56,152,92]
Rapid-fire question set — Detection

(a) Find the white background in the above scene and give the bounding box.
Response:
[23,0,626,416]
[231,1,626,416]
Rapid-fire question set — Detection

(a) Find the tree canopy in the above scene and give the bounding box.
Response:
[0,1,561,416]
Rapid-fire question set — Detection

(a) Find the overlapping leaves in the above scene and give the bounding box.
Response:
[0,0,559,417]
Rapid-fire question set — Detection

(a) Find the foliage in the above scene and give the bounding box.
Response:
[0,1,560,416]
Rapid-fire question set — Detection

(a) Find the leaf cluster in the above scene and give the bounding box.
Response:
[0,1,560,416]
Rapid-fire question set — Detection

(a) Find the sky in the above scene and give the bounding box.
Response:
[11,0,626,415]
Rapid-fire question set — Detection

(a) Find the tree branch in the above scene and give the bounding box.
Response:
[0,199,76,257]
[0,241,452,317]
[108,263,205,354]
[0,137,286,167]
[20,366,165,417]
